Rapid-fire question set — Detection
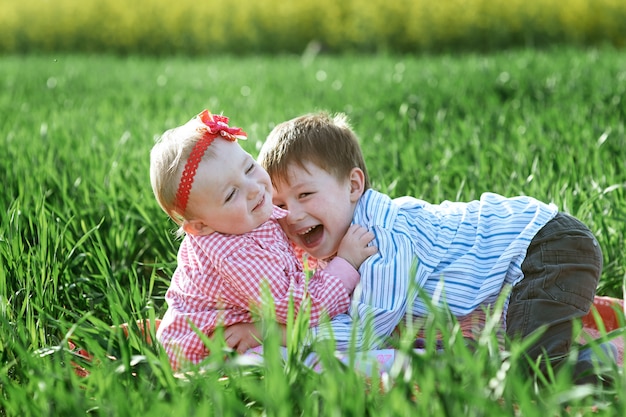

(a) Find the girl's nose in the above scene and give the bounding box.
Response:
[248,183,263,199]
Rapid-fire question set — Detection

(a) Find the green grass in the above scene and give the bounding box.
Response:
[1,47,625,415]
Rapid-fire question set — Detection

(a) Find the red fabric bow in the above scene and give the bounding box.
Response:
[198,109,247,141]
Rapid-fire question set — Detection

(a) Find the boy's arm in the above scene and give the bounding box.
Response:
[309,227,424,351]
[221,234,410,353]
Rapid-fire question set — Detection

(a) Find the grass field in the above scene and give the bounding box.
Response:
[1,47,626,415]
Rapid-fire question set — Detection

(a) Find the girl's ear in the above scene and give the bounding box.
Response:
[182,219,215,236]
[348,167,365,202]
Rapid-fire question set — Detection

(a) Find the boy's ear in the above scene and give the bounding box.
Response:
[182,219,215,236]
[348,168,365,202]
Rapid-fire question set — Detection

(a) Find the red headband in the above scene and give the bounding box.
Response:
[174,110,247,215]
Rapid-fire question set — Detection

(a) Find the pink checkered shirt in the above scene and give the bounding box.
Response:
[157,206,359,370]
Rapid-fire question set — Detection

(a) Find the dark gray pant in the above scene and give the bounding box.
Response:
[506,212,603,382]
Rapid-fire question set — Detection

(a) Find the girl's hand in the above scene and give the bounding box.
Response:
[223,323,289,353]
[223,322,261,353]
[336,224,377,270]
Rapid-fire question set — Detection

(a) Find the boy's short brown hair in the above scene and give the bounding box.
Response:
[259,112,370,189]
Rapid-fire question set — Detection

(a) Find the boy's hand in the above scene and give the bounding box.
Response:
[223,322,262,353]
[337,224,377,270]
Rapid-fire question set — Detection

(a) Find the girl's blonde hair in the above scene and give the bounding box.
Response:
[150,117,217,226]
[259,112,370,189]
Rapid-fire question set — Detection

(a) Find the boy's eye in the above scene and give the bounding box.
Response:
[273,199,287,209]
[245,163,254,174]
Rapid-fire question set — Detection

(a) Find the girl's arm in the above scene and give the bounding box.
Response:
[220,227,375,326]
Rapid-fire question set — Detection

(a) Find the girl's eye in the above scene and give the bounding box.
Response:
[225,189,236,203]
[246,163,254,174]
[298,192,311,199]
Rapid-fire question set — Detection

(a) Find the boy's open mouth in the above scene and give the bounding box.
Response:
[300,224,323,247]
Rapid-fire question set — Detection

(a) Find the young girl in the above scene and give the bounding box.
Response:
[150,110,377,370]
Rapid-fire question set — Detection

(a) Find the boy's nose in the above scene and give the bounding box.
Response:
[285,203,304,224]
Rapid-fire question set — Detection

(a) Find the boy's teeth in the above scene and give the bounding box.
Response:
[299,226,315,235]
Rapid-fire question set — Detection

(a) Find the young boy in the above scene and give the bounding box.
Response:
[149,109,376,370]
[253,111,603,383]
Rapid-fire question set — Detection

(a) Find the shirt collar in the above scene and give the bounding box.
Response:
[272,205,288,220]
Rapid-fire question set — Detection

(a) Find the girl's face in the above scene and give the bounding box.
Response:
[271,160,364,261]
[184,139,274,236]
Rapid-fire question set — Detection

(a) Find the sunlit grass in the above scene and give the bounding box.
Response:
[1,47,625,415]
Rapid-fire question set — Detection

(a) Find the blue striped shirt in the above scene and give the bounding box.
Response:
[310,189,558,350]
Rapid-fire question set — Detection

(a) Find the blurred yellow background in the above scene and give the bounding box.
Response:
[1,0,624,54]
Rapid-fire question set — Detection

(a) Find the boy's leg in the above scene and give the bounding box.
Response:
[574,342,618,385]
[505,212,603,382]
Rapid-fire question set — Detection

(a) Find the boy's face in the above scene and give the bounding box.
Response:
[272,161,364,261]
[184,139,274,236]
